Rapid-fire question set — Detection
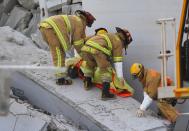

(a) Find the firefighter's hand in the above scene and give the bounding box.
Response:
[136,109,145,117]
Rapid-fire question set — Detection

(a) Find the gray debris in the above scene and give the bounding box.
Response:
[0,0,18,14]
[17,0,39,10]
[0,26,51,65]
[0,13,9,26]
[5,6,32,32]
[23,8,41,37]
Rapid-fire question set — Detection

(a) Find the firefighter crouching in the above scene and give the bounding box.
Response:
[130,63,180,130]
[81,27,133,100]
[39,10,96,85]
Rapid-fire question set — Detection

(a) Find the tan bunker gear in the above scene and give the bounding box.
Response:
[130,63,179,123]
[81,28,133,100]
[39,10,95,85]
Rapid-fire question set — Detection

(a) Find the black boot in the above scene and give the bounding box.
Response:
[84,77,93,90]
[56,77,72,85]
[101,82,116,100]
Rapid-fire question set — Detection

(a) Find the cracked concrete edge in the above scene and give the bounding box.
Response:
[18,71,111,131]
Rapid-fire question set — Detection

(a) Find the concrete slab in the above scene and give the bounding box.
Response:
[23,8,41,37]
[5,6,32,32]
[18,0,39,10]
[10,70,167,131]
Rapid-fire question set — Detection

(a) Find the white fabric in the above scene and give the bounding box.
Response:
[140,92,153,111]
[114,62,123,78]
[74,49,79,57]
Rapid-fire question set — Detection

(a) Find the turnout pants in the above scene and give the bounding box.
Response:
[82,51,112,82]
[157,99,179,123]
[40,27,67,78]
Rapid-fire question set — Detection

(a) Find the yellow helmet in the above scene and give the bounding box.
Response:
[130,63,144,79]
[95,28,108,35]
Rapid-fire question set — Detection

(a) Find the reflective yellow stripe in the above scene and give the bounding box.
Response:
[61,15,72,33]
[113,57,123,62]
[98,34,112,50]
[39,22,51,28]
[44,18,68,51]
[56,47,62,67]
[73,39,84,46]
[86,40,111,56]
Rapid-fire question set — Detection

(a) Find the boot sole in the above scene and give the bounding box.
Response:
[101,97,116,101]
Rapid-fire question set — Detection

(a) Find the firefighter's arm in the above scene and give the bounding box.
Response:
[137,92,153,117]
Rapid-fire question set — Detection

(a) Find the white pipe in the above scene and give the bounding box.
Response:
[162,22,168,87]
[0,65,67,72]
[160,22,165,87]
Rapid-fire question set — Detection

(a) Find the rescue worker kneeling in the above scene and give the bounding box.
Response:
[81,27,132,100]
[130,63,180,129]
[39,10,96,85]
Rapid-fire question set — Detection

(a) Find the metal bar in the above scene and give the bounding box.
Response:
[162,22,168,87]
[176,0,188,89]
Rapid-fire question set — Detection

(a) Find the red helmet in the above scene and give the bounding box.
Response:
[75,10,96,27]
[116,27,133,46]
[116,27,133,55]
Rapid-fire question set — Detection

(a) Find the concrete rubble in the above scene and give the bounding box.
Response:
[17,0,39,10]
[5,6,32,33]
[0,97,84,131]
[0,26,167,131]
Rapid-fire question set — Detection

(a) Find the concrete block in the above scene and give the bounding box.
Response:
[23,8,40,37]
[0,13,9,26]
[2,0,18,13]
[5,6,32,32]
[18,0,39,10]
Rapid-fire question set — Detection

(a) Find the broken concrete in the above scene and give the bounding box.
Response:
[0,97,83,131]
[0,13,9,26]
[0,0,17,19]
[23,8,41,37]
[5,6,32,33]
[18,0,39,10]
[0,26,51,65]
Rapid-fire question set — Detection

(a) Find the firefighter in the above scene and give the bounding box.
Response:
[130,63,180,129]
[39,10,96,85]
[81,27,132,100]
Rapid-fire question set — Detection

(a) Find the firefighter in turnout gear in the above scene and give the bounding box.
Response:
[130,63,180,129]
[39,10,96,85]
[81,27,132,100]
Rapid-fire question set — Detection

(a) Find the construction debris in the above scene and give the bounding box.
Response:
[17,0,39,10]
[5,6,32,33]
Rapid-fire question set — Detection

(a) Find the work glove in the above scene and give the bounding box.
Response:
[136,109,145,117]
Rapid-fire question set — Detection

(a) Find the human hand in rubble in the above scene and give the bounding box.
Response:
[136,109,145,117]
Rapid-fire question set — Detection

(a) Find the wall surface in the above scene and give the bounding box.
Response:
[82,1,189,130]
